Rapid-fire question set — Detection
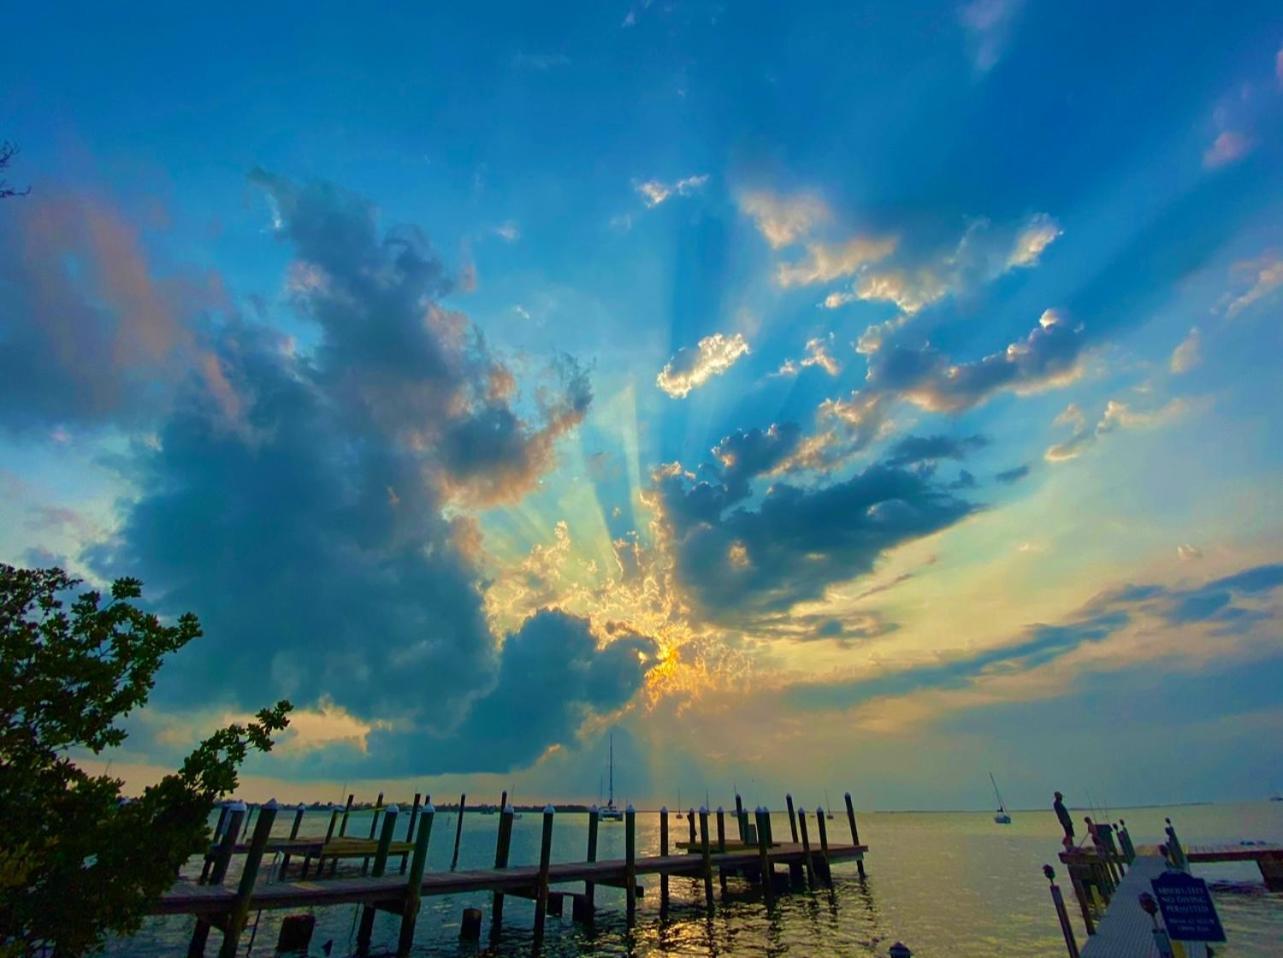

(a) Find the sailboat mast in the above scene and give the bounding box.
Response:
[609,734,615,806]
[989,772,1005,810]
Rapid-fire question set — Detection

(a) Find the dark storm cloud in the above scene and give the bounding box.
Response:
[653,457,975,624]
[885,433,988,467]
[864,310,1087,413]
[83,173,628,774]
[995,464,1031,484]
[787,563,1283,712]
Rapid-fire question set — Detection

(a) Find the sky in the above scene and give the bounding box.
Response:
[2,1,1282,812]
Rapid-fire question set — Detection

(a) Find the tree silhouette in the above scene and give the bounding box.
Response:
[1,141,28,199]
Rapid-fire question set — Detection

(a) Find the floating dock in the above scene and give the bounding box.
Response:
[160,792,870,957]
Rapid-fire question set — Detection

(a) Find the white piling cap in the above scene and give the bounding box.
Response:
[424,803,436,813]
[384,804,399,815]
[816,805,824,815]
[757,805,766,813]
[699,805,708,814]
[659,805,667,813]
[263,799,279,809]
[626,804,635,813]
[504,804,514,814]
[227,800,248,812]
[796,806,805,814]
[544,803,556,814]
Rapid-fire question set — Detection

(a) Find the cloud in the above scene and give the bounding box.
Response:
[1177,544,1203,561]
[959,0,1023,71]
[83,173,611,775]
[1045,396,1190,463]
[786,562,1283,713]
[656,332,750,398]
[0,192,227,432]
[1007,213,1063,267]
[776,235,898,287]
[493,221,521,242]
[825,214,1060,316]
[1203,130,1253,169]
[738,190,831,248]
[865,309,1087,413]
[776,336,841,377]
[635,174,710,208]
[1224,251,1283,317]
[651,456,975,624]
[995,464,1030,484]
[1170,327,1202,374]
[885,433,988,468]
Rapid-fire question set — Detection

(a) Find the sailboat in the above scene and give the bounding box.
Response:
[823,790,836,820]
[599,734,624,821]
[990,772,1012,824]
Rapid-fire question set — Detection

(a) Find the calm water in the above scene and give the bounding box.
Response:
[109,801,1283,957]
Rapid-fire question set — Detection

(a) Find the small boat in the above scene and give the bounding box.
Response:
[599,734,624,821]
[990,772,1012,824]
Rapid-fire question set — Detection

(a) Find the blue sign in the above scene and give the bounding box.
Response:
[1151,871,1226,942]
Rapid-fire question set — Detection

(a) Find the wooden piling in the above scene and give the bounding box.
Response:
[532,805,555,953]
[815,807,832,885]
[658,806,669,917]
[396,804,435,957]
[400,792,422,874]
[361,792,385,876]
[715,806,728,892]
[189,802,245,957]
[687,807,696,847]
[217,800,278,958]
[797,807,816,888]
[357,804,400,953]
[754,807,775,906]
[450,792,467,871]
[699,806,714,911]
[734,793,745,841]
[844,792,866,878]
[278,804,307,875]
[1043,865,1079,958]
[491,804,515,936]
[624,805,637,927]
[582,805,600,922]
[339,793,355,836]
[786,794,799,843]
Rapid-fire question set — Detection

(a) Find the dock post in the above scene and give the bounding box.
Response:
[658,806,669,917]
[532,805,556,953]
[815,807,832,885]
[844,792,866,878]
[797,807,816,888]
[400,792,421,874]
[699,806,714,911]
[491,804,515,936]
[357,804,400,953]
[396,803,435,956]
[786,794,799,843]
[362,792,384,875]
[1043,865,1080,958]
[715,806,728,892]
[188,802,245,957]
[278,803,307,876]
[340,792,355,835]
[754,807,775,906]
[625,804,637,927]
[1116,819,1136,864]
[217,800,278,958]
[1164,818,1187,871]
[450,792,467,870]
[734,793,745,841]
[576,805,599,923]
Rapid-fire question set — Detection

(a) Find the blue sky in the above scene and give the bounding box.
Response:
[2,1,1282,810]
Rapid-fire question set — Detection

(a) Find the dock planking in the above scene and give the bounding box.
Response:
[162,795,870,956]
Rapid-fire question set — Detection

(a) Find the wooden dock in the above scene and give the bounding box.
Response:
[162,792,870,957]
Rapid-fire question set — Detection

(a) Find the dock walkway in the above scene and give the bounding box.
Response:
[1079,855,1167,958]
